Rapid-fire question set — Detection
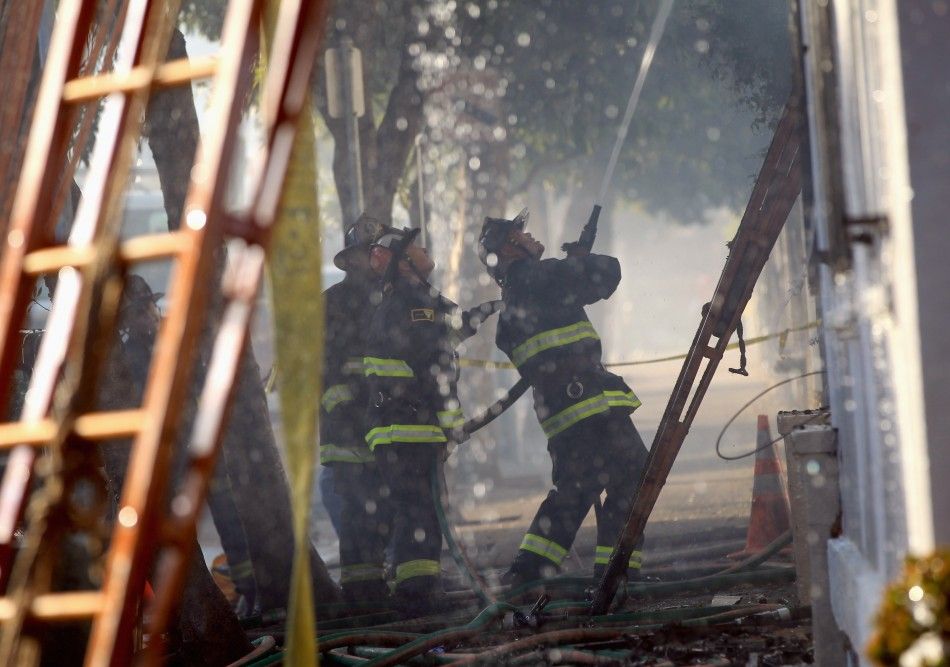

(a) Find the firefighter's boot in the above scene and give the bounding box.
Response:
[392,575,450,619]
[342,578,391,606]
[501,549,559,592]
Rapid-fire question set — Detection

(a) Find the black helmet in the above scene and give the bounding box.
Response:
[371,226,422,285]
[122,274,163,309]
[370,225,420,252]
[477,208,529,275]
[333,214,386,270]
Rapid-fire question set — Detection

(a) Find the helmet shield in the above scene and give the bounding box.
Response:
[372,226,420,251]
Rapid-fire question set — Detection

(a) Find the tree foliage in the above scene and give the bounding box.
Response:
[180,0,793,224]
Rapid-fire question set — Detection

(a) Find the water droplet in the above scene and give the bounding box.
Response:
[118,506,138,528]
[186,208,207,230]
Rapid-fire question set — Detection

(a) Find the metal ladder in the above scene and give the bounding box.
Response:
[591,99,805,614]
[0,0,327,663]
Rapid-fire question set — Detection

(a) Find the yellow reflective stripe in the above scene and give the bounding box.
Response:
[394,559,441,584]
[343,357,365,375]
[604,389,642,410]
[319,444,375,464]
[229,559,254,579]
[362,356,414,378]
[322,383,354,413]
[510,321,599,368]
[540,393,611,438]
[519,533,568,565]
[541,390,643,439]
[341,563,386,584]
[594,545,614,565]
[594,546,643,569]
[365,424,447,451]
[437,408,465,429]
[628,550,643,569]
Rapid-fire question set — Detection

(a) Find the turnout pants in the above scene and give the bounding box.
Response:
[511,413,649,578]
[373,444,445,596]
[333,461,395,600]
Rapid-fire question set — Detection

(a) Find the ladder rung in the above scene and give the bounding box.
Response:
[62,55,218,104]
[0,410,144,448]
[120,231,189,263]
[22,232,188,276]
[0,591,105,622]
[75,409,146,440]
[0,420,57,447]
[23,246,96,275]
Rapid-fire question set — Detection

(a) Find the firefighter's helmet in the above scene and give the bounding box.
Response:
[370,225,419,252]
[477,208,529,277]
[333,213,387,270]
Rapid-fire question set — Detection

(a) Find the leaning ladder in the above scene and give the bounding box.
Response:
[0,0,327,664]
[590,99,804,614]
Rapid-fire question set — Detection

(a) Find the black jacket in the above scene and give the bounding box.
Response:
[363,280,464,451]
[496,254,641,439]
[320,275,376,464]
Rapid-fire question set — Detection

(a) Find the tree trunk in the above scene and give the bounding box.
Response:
[320,33,426,229]
[144,28,341,617]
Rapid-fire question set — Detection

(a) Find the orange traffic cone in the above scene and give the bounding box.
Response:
[729,415,791,559]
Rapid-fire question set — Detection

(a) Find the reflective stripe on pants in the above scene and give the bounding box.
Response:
[394,559,440,584]
[341,563,386,584]
[594,545,643,569]
[519,533,568,565]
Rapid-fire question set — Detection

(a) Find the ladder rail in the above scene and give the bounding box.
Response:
[48,0,130,233]
[0,0,46,219]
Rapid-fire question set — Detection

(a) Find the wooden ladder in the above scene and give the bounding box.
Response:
[590,99,804,614]
[0,0,327,664]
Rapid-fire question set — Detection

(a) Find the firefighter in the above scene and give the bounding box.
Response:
[322,214,395,603]
[477,209,650,587]
[362,225,466,616]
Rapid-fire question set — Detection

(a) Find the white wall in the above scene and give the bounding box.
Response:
[799,0,937,659]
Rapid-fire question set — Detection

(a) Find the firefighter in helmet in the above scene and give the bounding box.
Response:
[478,209,650,587]
[321,214,395,603]
[362,225,467,616]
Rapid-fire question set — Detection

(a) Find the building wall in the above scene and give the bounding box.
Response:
[797,0,940,660]
[896,0,950,546]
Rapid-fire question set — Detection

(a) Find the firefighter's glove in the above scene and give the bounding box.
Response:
[560,241,591,258]
[456,300,505,343]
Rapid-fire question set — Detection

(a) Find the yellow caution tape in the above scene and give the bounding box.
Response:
[458,321,820,370]
[263,4,319,663]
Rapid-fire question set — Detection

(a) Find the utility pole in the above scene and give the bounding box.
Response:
[325,35,365,228]
[414,134,428,247]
